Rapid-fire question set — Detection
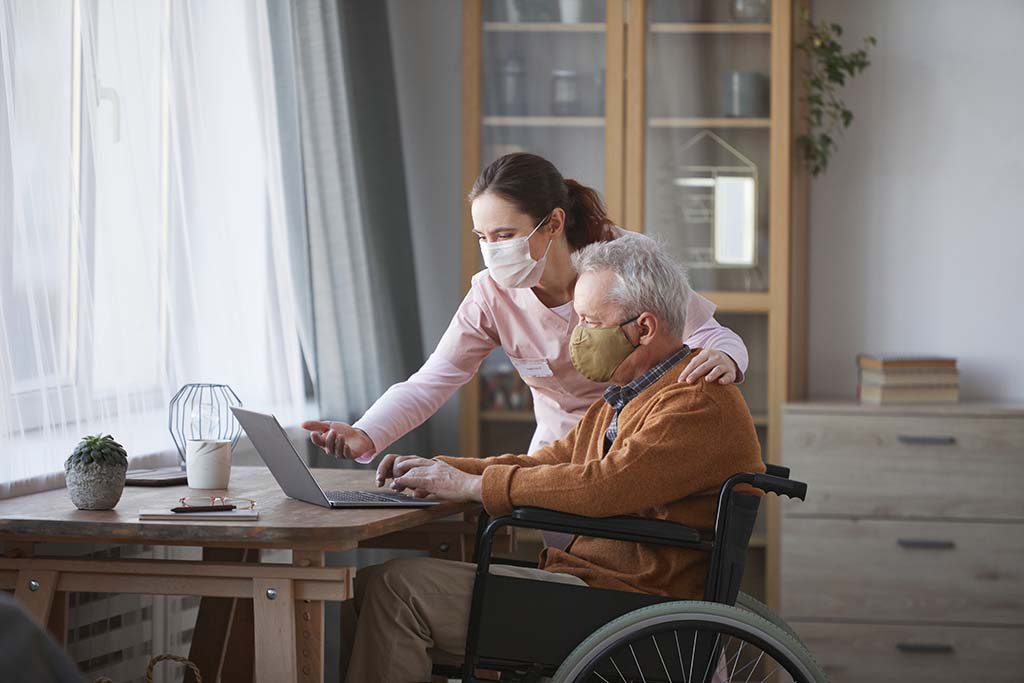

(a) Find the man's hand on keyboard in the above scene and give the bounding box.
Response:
[375,454,432,487]
[378,454,483,503]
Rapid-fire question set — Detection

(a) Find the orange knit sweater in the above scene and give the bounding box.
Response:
[438,350,764,599]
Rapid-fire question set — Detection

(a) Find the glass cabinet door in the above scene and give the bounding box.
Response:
[480,0,610,193]
[641,0,773,292]
[475,1,614,450]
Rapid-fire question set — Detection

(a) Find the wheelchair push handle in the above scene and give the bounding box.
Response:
[751,472,807,500]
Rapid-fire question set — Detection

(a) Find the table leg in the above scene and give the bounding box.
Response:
[14,568,58,626]
[253,578,297,682]
[47,591,69,645]
[292,550,327,683]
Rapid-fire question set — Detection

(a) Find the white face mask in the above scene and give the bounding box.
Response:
[480,214,553,289]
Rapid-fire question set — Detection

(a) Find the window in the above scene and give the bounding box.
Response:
[1,0,311,488]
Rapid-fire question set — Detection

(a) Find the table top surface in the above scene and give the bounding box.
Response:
[0,467,472,551]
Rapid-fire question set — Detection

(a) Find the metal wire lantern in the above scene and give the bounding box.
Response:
[168,384,243,465]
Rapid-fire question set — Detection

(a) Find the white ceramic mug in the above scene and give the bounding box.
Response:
[185,439,232,489]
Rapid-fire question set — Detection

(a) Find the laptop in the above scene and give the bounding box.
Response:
[231,407,438,508]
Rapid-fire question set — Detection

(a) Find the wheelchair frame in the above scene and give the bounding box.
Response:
[443,464,807,682]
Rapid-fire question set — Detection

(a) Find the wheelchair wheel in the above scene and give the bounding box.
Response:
[552,601,827,683]
[734,591,800,640]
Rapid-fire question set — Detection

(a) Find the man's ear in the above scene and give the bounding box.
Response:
[635,312,658,345]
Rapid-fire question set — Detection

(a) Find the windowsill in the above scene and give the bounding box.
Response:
[0,401,318,499]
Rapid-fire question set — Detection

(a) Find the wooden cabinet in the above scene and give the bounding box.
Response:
[459,0,810,606]
[781,401,1024,681]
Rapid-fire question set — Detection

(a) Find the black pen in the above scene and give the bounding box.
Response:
[170,504,236,513]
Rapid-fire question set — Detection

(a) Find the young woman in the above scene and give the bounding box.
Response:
[303,153,748,462]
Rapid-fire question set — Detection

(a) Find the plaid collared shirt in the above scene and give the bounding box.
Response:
[602,345,691,452]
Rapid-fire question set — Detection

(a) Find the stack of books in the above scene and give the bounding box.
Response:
[857,355,959,404]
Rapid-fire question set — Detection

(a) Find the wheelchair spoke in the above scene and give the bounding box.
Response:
[628,643,648,682]
[674,630,686,683]
[688,630,696,683]
[609,653,628,683]
[729,647,762,682]
[701,633,721,683]
[754,664,780,683]
[652,635,673,683]
[729,638,746,680]
[594,672,612,683]
[743,651,765,683]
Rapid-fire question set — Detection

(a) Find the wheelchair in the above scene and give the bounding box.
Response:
[433,464,827,683]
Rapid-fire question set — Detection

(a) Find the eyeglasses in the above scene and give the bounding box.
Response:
[178,496,256,510]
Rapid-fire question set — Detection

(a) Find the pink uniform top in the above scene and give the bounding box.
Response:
[353,231,749,462]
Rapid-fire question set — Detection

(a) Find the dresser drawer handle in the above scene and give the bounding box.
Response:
[897,434,957,446]
[896,642,954,655]
[897,538,956,550]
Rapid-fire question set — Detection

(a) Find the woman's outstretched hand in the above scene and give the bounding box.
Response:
[679,349,739,385]
[301,420,376,461]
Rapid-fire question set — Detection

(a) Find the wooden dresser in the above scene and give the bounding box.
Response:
[780,401,1024,682]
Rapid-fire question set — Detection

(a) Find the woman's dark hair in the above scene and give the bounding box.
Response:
[468,153,614,249]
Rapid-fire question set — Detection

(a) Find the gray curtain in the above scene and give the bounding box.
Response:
[277,4,430,681]
[266,1,316,396]
[290,0,425,455]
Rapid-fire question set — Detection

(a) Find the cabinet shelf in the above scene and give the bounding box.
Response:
[650,22,771,35]
[699,291,772,313]
[483,116,605,128]
[649,117,770,129]
[484,22,606,34]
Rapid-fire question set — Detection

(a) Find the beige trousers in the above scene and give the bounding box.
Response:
[343,557,586,683]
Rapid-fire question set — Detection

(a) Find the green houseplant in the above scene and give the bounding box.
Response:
[65,434,128,510]
[795,11,876,176]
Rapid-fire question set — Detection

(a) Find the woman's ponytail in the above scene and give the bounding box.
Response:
[469,153,614,250]
[562,178,614,249]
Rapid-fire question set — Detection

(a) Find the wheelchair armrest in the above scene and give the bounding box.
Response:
[764,463,790,479]
[490,557,538,569]
[508,507,702,547]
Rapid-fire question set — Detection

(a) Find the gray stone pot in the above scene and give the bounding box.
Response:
[66,462,127,510]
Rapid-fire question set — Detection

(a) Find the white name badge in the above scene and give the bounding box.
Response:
[509,356,554,378]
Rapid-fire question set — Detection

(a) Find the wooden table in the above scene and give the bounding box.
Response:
[0,466,472,682]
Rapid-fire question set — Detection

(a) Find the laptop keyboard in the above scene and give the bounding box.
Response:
[323,490,403,503]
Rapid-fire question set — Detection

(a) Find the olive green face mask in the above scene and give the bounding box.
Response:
[569,316,640,383]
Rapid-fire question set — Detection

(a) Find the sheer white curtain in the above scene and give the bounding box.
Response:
[0,0,312,495]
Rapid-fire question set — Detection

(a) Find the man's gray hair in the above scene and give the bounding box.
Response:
[571,234,691,337]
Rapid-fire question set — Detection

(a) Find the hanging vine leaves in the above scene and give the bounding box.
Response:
[795,9,877,176]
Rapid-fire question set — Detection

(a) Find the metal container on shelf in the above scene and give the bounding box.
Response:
[729,0,770,23]
[498,58,527,115]
[551,69,581,116]
[722,70,769,118]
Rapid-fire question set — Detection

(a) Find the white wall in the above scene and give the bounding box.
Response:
[387,0,464,454]
[808,0,1024,401]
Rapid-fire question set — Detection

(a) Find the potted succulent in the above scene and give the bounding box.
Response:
[65,434,128,510]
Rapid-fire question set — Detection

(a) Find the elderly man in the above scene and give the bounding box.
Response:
[345,235,764,682]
